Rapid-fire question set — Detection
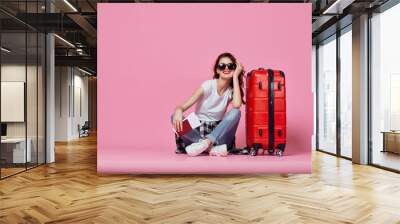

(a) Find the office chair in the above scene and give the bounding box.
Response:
[79,121,90,138]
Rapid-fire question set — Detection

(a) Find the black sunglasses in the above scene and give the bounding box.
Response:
[217,63,236,71]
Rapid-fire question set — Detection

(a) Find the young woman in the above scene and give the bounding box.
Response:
[171,52,245,156]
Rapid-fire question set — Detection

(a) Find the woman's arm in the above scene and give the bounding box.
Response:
[173,87,204,132]
[231,61,243,108]
[175,87,204,112]
[231,76,242,108]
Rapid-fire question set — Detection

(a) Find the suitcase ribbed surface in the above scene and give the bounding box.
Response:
[245,68,287,155]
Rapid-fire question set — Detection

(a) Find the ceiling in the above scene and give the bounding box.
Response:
[0,0,392,75]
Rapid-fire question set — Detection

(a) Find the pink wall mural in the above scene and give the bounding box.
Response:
[98,3,312,174]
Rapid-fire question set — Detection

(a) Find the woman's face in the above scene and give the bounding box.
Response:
[216,57,235,80]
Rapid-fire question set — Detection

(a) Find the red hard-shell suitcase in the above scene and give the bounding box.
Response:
[245,68,286,156]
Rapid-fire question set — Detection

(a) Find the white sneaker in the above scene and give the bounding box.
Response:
[185,139,211,156]
[209,144,228,157]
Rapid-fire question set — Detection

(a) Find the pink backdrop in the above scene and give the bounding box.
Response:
[98,3,312,174]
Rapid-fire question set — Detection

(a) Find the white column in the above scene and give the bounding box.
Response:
[55,67,74,141]
[46,33,55,163]
[352,14,369,164]
[312,45,317,151]
[46,1,55,163]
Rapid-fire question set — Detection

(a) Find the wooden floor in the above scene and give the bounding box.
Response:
[1,135,400,224]
[372,150,400,171]
[0,167,26,178]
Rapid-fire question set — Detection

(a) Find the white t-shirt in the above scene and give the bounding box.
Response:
[195,79,233,121]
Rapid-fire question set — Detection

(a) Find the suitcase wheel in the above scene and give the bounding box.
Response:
[250,148,258,156]
[276,144,285,157]
[268,148,274,155]
[251,144,263,156]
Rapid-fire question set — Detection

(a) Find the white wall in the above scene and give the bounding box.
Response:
[1,65,41,137]
[55,66,70,141]
[70,72,89,138]
[1,65,28,141]
[1,64,46,164]
[55,67,89,141]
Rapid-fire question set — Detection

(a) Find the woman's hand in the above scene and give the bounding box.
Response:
[231,61,243,108]
[233,61,243,79]
[173,107,184,132]
[172,86,204,133]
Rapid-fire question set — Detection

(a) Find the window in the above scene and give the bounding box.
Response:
[317,35,337,154]
[371,2,400,171]
[339,27,352,158]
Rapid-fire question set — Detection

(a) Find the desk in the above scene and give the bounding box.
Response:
[1,138,32,164]
[381,131,400,154]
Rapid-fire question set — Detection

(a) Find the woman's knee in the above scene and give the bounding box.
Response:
[225,108,241,122]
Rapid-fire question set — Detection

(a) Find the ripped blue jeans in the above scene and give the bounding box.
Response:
[171,108,241,153]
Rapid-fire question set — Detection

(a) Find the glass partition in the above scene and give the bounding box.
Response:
[371,3,400,171]
[27,30,38,169]
[317,35,337,154]
[38,32,45,165]
[339,27,352,158]
[0,31,28,177]
[0,1,46,179]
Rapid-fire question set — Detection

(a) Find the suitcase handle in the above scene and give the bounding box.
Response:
[258,129,263,136]
[258,81,262,90]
